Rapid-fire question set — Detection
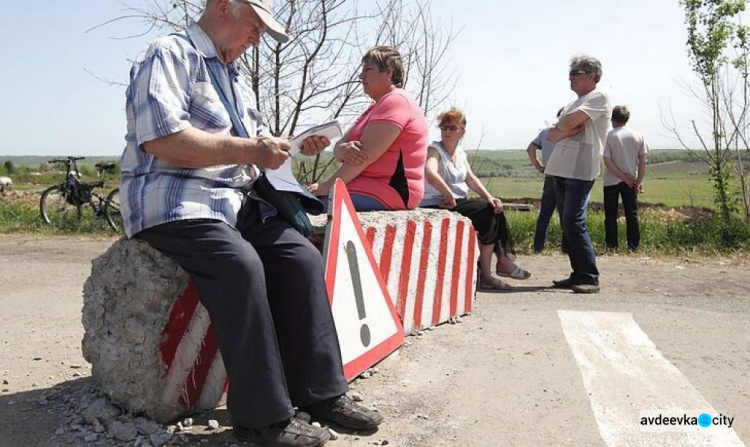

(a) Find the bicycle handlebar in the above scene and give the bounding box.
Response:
[47,156,85,164]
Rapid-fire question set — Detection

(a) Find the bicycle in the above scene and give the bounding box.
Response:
[39,156,123,233]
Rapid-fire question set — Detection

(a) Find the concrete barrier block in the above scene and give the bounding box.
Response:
[82,209,477,421]
[82,238,226,423]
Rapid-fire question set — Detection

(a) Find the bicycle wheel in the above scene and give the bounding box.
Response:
[40,185,81,226]
[105,187,124,233]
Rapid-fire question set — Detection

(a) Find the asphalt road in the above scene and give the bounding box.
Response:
[0,235,747,446]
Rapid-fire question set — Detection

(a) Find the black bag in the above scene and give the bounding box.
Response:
[254,172,325,237]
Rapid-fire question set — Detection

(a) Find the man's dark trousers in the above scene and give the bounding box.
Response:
[552,176,599,285]
[604,182,640,250]
[136,199,348,429]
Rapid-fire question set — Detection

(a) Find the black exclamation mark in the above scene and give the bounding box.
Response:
[345,241,370,347]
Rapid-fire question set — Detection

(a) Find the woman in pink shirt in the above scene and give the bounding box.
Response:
[308,46,428,210]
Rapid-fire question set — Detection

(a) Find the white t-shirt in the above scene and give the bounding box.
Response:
[420,141,470,207]
[603,126,649,186]
[544,89,611,181]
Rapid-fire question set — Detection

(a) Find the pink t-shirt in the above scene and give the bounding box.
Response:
[346,89,428,210]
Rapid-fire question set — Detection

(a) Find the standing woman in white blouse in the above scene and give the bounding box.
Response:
[420,108,531,291]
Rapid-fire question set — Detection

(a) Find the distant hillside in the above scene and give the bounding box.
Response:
[463,149,710,178]
[0,155,119,168]
[1,149,708,179]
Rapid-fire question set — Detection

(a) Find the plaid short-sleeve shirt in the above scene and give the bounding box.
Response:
[120,21,263,237]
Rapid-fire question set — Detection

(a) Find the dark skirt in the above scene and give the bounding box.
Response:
[451,198,516,259]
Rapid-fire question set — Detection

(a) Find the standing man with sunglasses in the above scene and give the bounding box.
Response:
[119,0,383,445]
[544,55,612,294]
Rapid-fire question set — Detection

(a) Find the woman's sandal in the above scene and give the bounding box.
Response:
[497,265,531,280]
[479,277,513,291]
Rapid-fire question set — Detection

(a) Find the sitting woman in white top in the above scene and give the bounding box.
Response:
[420,108,530,291]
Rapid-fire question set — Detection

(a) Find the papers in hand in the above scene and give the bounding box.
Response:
[289,120,343,156]
[266,120,343,193]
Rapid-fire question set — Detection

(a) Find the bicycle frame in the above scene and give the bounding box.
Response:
[40,156,122,232]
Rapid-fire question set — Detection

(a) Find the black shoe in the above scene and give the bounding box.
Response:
[553,277,576,289]
[295,410,312,424]
[301,395,383,430]
[234,416,331,447]
[572,283,600,294]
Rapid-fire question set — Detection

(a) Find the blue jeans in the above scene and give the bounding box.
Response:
[350,194,388,211]
[533,175,560,252]
[552,176,599,285]
[318,193,387,212]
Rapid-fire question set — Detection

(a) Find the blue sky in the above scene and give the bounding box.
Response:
[1,1,704,156]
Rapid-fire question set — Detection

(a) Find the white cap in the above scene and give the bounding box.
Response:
[243,0,289,43]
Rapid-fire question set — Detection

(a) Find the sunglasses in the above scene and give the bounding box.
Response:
[569,69,591,77]
[439,124,462,131]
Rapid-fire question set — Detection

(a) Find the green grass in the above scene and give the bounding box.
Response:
[0,202,119,235]
[2,149,746,253]
[504,208,750,255]
[3,199,748,254]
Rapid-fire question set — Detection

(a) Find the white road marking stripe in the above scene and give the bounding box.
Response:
[558,310,744,447]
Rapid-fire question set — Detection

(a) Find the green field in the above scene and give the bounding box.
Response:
[0,149,731,210]
[465,150,715,209]
[2,150,748,252]
[482,173,715,208]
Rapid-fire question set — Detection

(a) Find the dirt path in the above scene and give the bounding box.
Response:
[1,235,748,446]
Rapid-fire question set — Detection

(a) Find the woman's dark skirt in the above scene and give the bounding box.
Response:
[451,198,516,259]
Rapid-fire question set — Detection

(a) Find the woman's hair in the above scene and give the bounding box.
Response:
[437,108,467,127]
[362,46,405,88]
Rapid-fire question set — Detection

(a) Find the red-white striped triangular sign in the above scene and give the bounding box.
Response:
[323,179,404,381]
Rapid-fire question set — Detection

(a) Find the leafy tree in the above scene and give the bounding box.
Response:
[3,160,14,175]
[669,0,749,223]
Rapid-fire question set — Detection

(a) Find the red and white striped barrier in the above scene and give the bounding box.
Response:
[355,210,478,334]
[156,283,227,419]
[83,210,478,422]
[82,239,227,423]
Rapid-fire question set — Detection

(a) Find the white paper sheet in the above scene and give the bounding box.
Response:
[290,121,343,153]
[265,121,343,192]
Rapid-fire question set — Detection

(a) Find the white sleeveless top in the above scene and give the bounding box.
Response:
[420,141,470,207]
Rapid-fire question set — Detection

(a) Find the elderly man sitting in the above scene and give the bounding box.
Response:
[118,0,383,445]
